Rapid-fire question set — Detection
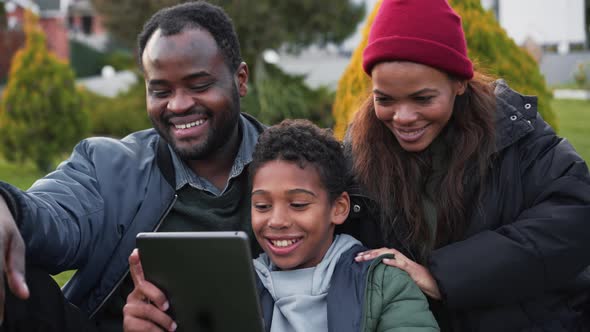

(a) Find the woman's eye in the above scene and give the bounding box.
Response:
[374,97,396,107]
[415,96,434,103]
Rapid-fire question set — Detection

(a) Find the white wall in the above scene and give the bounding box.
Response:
[498,0,586,48]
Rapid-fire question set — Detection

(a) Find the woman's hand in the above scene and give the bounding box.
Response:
[355,248,442,300]
[123,249,177,332]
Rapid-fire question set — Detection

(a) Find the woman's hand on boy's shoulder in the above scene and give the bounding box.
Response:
[355,248,441,300]
[123,249,177,332]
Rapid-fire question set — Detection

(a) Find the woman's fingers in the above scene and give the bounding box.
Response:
[382,256,442,300]
[355,247,398,262]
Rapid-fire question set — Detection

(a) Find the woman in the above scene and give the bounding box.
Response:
[348,0,590,331]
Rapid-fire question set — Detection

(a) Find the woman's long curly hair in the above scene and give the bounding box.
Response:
[349,72,496,262]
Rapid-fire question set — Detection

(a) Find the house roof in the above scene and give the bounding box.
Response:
[34,0,60,11]
[7,0,63,16]
[68,0,94,15]
[7,0,40,14]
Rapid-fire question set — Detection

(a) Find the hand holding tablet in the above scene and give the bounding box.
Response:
[131,232,264,332]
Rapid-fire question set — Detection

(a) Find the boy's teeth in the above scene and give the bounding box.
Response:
[271,239,298,247]
[175,119,205,129]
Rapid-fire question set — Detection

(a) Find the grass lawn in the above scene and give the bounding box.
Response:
[552,99,590,162]
[0,99,588,288]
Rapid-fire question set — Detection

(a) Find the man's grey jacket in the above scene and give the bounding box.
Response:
[0,113,265,317]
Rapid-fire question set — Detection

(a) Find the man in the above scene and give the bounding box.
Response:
[0,2,264,331]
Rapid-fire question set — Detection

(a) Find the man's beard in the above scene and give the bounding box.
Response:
[152,86,241,161]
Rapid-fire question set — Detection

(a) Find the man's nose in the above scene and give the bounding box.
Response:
[166,90,193,113]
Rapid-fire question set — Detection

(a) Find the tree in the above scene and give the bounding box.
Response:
[0,3,6,29]
[0,10,88,171]
[241,62,335,128]
[91,0,365,69]
[332,0,557,139]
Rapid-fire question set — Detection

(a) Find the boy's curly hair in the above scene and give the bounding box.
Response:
[250,119,347,202]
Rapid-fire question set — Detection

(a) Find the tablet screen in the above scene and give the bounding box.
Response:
[136,231,265,332]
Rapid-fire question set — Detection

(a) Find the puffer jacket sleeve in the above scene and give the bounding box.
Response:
[0,138,108,274]
[429,111,590,309]
[365,262,439,331]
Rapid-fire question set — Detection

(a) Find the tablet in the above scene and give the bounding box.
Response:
[136,231,264,332]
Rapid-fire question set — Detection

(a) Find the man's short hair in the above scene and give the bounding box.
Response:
[137,1,242,72]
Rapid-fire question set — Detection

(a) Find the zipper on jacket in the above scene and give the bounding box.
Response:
[89,194,178,319]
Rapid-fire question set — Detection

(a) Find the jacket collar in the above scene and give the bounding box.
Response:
[492,80,536,152]
[156,112,267,189]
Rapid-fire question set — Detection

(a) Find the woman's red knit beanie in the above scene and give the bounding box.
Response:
[362,0,473,79]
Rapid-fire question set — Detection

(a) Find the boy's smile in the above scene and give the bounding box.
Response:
[251,160,348,270]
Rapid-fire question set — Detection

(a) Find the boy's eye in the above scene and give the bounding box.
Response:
[290,202,310,209]
[253,203,271,211]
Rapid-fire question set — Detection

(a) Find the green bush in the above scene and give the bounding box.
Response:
[103,50,136,71]
[451,0,557,129]
[333,0,557,138]
[242,62,335,128]
[0,11,88,171]
[82,76,150,138]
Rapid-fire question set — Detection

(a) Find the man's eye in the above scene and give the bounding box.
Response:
[190,83,213,92]
[150,90,170,98]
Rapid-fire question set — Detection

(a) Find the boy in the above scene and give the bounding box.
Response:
[124,120,438,332]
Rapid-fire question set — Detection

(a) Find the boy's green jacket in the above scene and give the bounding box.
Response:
[256,245,439,331]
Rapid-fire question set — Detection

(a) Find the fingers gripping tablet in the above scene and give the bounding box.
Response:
[136,231,264,332]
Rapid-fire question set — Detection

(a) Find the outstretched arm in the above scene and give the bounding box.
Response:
[0,195,29,323]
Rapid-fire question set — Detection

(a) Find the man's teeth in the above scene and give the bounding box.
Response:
[175,119,205,129]
[271,239,298,247]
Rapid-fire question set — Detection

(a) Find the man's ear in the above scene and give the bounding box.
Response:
[331,192,350,226]
[235,62,249,97]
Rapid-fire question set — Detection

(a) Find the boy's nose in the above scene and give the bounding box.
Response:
[268,208,291,229]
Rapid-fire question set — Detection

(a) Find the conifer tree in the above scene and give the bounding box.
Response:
[332,0,556,139]
[0,10,88,171]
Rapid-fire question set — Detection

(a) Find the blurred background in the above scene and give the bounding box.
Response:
[0,0,589,287]
[0,0,588,185]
